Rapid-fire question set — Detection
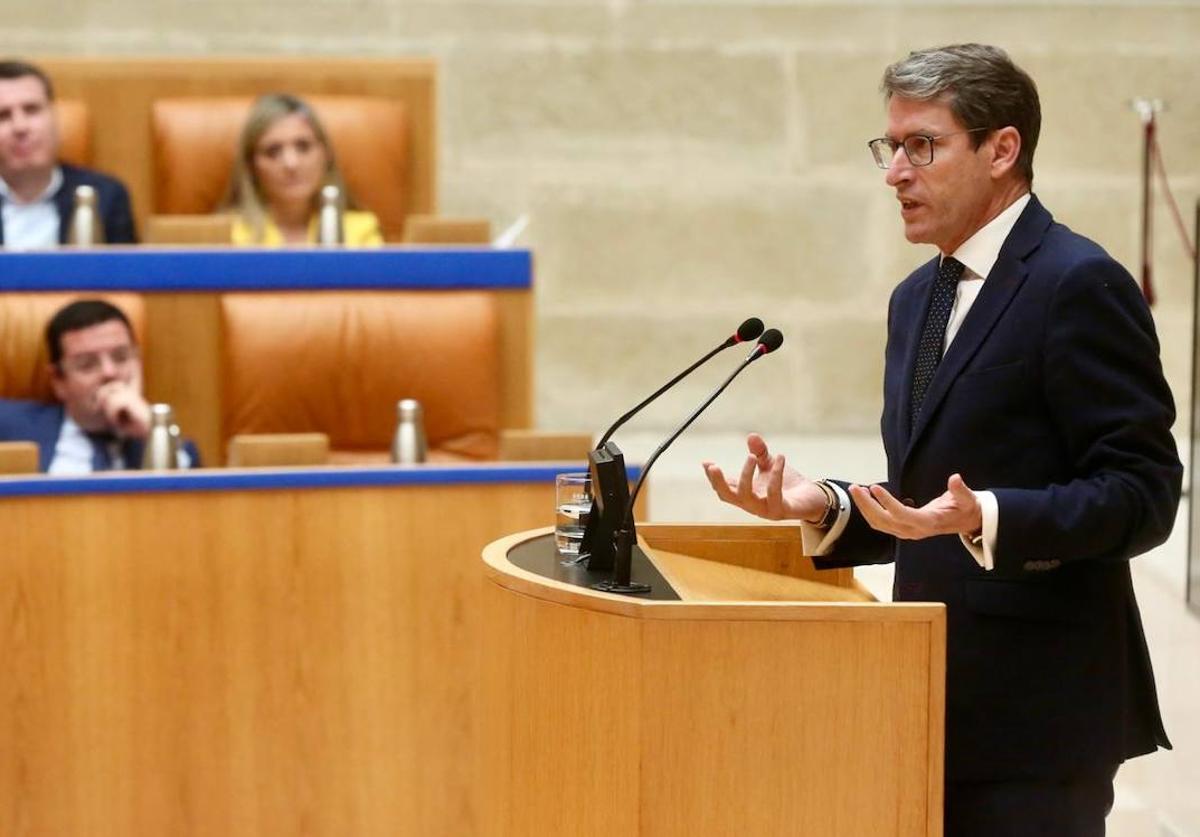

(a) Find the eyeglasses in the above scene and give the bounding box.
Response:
[58,345,139,375]
[867,128,990,169]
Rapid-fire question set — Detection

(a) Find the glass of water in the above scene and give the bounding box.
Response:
[555,472,592,562]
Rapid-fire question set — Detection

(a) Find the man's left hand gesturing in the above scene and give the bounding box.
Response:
[849,473,982,540]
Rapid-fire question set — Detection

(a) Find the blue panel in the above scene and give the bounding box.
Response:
[0,462,642,498]
[0,248,532,291]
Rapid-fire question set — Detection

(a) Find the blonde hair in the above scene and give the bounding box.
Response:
[223,93,353,243]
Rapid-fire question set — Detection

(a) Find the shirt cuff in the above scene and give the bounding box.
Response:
[959,489,998,570]
[799,482,851,556]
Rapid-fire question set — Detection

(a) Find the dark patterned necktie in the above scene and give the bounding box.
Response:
[86,431,125,471]
[909,256,965,425]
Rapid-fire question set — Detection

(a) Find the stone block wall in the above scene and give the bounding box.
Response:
[11,1,1199,437]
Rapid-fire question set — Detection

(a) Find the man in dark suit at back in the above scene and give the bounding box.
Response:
[0,58,137,247]
[0,299,199,472]
[703,43,1181,836]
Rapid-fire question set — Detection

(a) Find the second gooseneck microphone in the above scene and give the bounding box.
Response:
[581,317,765,571]
[595,328,785,594]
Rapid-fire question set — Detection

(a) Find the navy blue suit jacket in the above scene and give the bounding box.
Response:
[815,195,1182,782]
[0,398,200,471]
[0,163,138,245]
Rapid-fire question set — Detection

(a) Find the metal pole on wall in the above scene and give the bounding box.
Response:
[1190,197,1199,613]
[1133,98,1163,305]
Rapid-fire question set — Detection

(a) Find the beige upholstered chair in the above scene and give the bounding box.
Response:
[55,99,92,167]
[150,96,408,240]
[219,291,501,463]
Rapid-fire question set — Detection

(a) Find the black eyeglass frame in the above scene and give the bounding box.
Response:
[867,127,990,169]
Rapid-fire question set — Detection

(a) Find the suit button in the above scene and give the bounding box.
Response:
[902,497,916,507]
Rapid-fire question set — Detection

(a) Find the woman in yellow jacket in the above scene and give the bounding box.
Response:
[224,93,383,246]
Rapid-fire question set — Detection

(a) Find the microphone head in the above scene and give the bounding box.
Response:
[756,328,784,355]
[735,317,765,343]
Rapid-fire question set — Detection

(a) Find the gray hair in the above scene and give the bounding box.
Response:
[881,44,1040,184]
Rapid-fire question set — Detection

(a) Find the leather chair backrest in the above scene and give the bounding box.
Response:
[56,99,91,167]
[0,293,145,401]
[220,292,500,460]
[152,96,408,238]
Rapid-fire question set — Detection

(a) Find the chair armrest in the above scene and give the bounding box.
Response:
[227,433,330,468]
[498,429,593,462]
[0,441,40,475]
[144,214,234,245]
[401,214,491,245]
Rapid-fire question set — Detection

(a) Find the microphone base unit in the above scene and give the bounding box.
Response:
[594,526,652,595]
[578,441,634,572]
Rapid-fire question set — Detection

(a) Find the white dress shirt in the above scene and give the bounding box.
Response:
[803,193,1032,570]
[47,414,106,474]
[47,413,192,473]
[0,167,64,250]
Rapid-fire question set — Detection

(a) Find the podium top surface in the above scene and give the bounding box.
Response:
[507,534,681,601]
[484,526,947,621]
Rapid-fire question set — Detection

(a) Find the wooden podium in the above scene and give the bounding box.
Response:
[480,524,946,837]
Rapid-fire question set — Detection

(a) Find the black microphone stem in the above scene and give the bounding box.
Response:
[596,341,728,449]
[621,349,761,537]
[583,318,766,574]
[600,345,770,593]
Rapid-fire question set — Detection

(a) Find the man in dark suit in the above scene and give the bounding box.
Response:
[0,299,199,472]
[0,59,137,247]
[703,44,1181,836]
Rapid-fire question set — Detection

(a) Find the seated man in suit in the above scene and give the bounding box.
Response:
[0,299,199,472]
[0,59,137,247]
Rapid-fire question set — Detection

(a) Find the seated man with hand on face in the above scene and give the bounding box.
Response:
[0,59,137,247]
[0,299,199,472]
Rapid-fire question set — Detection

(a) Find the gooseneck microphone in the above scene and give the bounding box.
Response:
[595,328,785,594]
[580,317,764,570]
[595,317,764,448]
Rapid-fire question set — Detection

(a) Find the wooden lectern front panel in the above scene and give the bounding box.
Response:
[479,528,946,837]
[640,619,935,836]
[478,583,643,836]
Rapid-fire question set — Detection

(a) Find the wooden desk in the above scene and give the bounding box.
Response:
[0,464,597,836]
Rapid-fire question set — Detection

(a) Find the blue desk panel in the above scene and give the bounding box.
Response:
[0,247,532,292]
[0,462,640,498]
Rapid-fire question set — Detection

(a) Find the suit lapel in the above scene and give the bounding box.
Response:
[902,195,1053,461]
[54,167,74,244]
[34,404,67,471]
